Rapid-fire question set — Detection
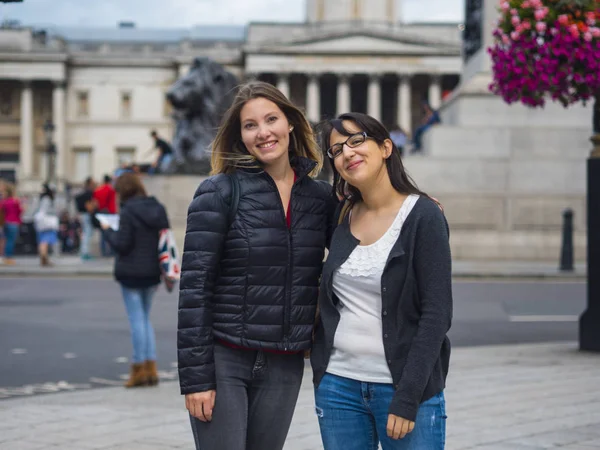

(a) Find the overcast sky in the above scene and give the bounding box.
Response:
[1,0,465,28]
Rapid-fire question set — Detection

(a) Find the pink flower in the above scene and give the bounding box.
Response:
[584,32,593,42]
[558,14,570,26]
[536,22,547,33]
[534,8,547,21]
[502,35,510,45]
[592,27,600,38]
[500,2,510,11]
[511,31,520,40]
[512,15,521,26]
[510,8,518,16]
[570,24,580,38]
[522,0,530,8]
[522,20,532,30]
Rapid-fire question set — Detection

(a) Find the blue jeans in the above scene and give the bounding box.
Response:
[79,213,94,257]
[121,285,157,363]
[100,232,113,257]
[3,223,19,258]
[315,373,447,450]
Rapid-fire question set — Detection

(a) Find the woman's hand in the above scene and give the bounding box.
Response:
[387,414,415,440]
[100,222,110,231]
[185,390,216,422]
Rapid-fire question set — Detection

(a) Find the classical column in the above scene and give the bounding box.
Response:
[336,73,351,116]
[306,74,320,123]
[276,73,290,99]
[367,74,382,121]
[19,81,34,180]
[428,74,443,110]
[397,75,412,133]
[53,82,66,182]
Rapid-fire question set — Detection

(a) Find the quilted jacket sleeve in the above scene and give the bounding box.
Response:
[177,178,229,395]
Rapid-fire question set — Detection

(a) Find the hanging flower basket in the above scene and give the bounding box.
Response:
[488,0,600,108]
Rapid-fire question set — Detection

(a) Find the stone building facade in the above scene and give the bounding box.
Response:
[0,0,461,190]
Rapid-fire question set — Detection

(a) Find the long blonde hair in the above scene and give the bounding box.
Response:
[210,81,323,177]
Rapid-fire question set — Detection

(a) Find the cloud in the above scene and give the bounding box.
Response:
[2,0,306,27]
[2,0,464,27]
[403,0,465,23]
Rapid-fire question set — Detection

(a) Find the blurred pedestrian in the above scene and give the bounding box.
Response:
[148,130,174,174]
[389,124,408,157]
[0,182,22,265]
[93,174,117,257]
[33,183,59,267]
[0,179,6,258]
[411,101,441,153]
[75,177,97,260]
[58,210,81,254]
[100,173,170,388]
[178,81,335,450]
[312,113,452,449]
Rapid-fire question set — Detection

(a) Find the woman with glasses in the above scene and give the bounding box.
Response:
[311,112,452,449]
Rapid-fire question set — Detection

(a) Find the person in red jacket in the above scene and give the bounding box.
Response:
[93,174,117,256]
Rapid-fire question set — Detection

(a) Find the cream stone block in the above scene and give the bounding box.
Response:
[449,229,587,262]
[507,160,586,195]
[509,128,592,160]
[423,126,511,158]
[510,197,586,231]
[438,196,505,230]
[441,95,592,129]
[403,158,509,193]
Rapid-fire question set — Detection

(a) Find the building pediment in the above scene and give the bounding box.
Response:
[247,30,460,56]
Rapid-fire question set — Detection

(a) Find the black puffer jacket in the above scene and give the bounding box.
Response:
[103,196,170,288]
[177,157,336,395]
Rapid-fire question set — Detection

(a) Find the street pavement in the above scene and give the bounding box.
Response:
[1,342,599,450]
[0,278,586,393]
[0,255,588,279]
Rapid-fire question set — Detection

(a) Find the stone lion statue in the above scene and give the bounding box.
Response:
[166,57,238,174]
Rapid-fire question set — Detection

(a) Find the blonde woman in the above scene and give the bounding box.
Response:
[178,81,336,450]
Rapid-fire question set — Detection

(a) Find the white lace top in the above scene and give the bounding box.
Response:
[326,194,419,383]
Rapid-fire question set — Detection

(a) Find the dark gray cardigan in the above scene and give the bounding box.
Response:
[310,196,453,422]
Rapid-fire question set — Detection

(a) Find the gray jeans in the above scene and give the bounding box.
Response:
[189,341,305,450]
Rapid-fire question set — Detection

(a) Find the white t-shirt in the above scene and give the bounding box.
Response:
[326,194,419,383]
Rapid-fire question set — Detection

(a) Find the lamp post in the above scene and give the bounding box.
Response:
[580,91,600,351]
[43,118,56,184]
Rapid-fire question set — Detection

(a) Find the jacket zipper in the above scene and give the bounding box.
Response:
[264,173,295,350]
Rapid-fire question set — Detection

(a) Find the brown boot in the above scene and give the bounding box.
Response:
[145,360,159,386]
[124,363,148,388]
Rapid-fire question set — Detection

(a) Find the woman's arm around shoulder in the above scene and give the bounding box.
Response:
[177,175,232,395]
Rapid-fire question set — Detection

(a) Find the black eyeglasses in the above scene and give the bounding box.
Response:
[326,132,368,159]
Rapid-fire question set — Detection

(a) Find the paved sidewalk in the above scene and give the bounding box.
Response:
[0,256,587,279]
[1,342,599,449]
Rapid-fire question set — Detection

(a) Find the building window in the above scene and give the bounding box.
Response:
[0,92,12,117]
[72,147,93,183]
[76,91,89,118]
[115,147,136,167]
[120,92,132,119]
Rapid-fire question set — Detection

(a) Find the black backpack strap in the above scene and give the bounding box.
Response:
[227,173,240,227]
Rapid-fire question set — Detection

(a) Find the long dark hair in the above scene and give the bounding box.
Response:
[319,112,426,205]
[40,183,55,202]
